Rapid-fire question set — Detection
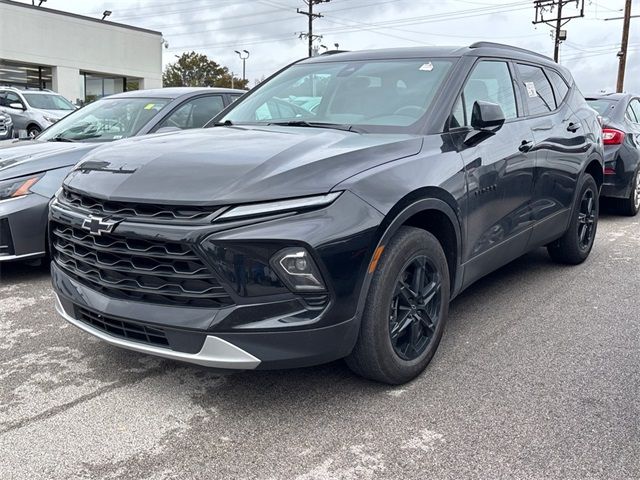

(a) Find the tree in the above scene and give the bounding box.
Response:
[163,52,248,89]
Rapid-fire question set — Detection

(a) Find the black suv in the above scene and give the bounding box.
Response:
[50,43,603,384]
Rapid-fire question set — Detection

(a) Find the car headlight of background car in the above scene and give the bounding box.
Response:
[43,115,60,124]
[0,174,43,201]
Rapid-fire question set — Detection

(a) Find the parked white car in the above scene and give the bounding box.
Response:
[0,87,75,138]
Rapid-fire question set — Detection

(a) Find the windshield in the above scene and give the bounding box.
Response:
[218,58,453,132]
[586,98,617,116]
[22,93,75,111]
[38,97,171,142]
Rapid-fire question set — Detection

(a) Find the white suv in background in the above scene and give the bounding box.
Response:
[0,87,75,138]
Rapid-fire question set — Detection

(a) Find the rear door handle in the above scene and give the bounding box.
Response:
[519,140,534,153]
[567,122,582,133]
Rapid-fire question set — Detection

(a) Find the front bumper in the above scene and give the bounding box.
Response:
[50,190,381,369]
[0,193,49,262]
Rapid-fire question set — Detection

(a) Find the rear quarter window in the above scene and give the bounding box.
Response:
[517,64,556,115]
[546,69,569,105]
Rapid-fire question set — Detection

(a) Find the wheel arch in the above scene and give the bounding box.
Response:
[355,187,463,319]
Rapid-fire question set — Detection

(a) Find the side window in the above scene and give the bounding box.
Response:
[5,92,23,108]
[454,60,517,127]
[158,96,225,130]
[517,64,556,115]
[546,69,569,106]
[629,99,640,124]
[230,94,243,103]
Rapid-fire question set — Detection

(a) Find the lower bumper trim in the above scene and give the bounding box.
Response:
[54,293,261,369]
[0,251,45,263]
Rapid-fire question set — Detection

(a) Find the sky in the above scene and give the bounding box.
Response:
[17,0,640,93]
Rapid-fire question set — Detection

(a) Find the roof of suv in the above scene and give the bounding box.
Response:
[303,42,571,80]
[109,87,246,100]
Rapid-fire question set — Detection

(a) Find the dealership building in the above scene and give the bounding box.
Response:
[0,0,163,104]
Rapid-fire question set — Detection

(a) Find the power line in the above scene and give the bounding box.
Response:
[297,0,331,57]
[532,0,586,62]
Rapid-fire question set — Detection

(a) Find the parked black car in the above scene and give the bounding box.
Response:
[50,43,603,384]
[0,87,244,263]
[586,93,640,216]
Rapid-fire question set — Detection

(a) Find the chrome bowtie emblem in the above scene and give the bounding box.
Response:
[81,216,117,236]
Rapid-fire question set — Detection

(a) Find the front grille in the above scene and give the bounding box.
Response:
[51,221,234,308]
[77,307,169,348]
[59,188,223,222]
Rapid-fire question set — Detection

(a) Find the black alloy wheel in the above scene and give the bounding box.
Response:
[547,173,598,265]
[389,256,441,361]
[346,226,450,384]
[577,188,597,250]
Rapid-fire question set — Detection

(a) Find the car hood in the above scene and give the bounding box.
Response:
[0,140,99,180]
[39,108,74,119]
[64,126,423,205]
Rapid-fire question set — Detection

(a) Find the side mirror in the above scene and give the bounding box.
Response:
[9,102,25,111]
[470,101,505,131]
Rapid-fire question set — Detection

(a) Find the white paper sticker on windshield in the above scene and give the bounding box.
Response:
[525,82,538,97]
[419,62,434,72]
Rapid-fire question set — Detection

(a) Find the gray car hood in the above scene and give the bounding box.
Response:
[64,126,423,205]
[0,140,99,180]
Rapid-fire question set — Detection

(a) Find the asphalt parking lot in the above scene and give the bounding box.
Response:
[0,208,638,480]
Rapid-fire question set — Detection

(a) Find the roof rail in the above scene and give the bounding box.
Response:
[320,50,350,56]
[469,42,553,61]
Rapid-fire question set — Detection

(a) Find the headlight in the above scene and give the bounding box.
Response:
[43,115,59,124]
[216,192,341,221]
[0,174,43,201]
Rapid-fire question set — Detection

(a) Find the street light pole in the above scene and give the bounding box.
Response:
[234,50,250,84]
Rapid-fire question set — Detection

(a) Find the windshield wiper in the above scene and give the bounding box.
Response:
[48,134,75,142]
[267,121,362,133]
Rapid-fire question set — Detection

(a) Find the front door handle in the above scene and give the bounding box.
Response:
[519,140,534,153]
[567,122,582,133]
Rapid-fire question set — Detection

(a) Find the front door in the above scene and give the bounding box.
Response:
[449,60,536,286]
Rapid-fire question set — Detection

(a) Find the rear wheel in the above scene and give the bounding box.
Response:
[547,174,599,264]
[346,227,450,384]
[619,168,640,217]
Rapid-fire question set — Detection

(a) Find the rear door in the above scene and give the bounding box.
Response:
[515,63,586,246]
[452,59,536,284]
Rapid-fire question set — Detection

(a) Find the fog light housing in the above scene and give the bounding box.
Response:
[270,247,325,292]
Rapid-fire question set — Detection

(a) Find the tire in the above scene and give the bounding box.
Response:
[547,174,599,265]
[27,125,41,138]
[618,168,640,217]
[346,226,450,384]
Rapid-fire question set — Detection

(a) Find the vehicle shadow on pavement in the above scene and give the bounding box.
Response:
[0,259,50,284]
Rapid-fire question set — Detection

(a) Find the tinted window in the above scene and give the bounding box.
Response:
[586,98,617,116]
[546,69,569,105]
[629,99,640,124]
[458,60,517,126]
[158,96,225,130]
[517,64,556,115]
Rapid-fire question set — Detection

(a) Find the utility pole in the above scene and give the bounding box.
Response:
[298,0,330,57]
[616,0,633,93]
[533,0,585,63]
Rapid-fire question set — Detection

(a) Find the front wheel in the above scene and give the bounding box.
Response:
[346,227,450,384]
[547,174,599,264]
[27,125,41,138]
